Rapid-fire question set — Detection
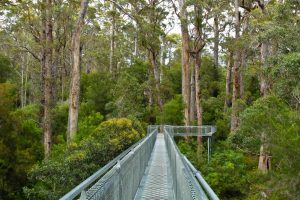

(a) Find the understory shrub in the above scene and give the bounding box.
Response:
[24,118,143,200]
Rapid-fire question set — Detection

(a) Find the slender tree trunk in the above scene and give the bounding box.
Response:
[258,0,271,172]
[40,0,54,159]
[239,16,249,99]
[109,2,116,78]
[193,4,205,144]
[224,52,233,111]
[21,56,25,108]
[160,36,165,66]
[230,0,241,132]
[67,0,89,142]
[259,41,271,96]
[179,0,190,126]
[134,22,138,57]
[190,62,195,123]
[149,50,163,111]
[213,15,219,67]
[61,43,67,102]
[239,49,246,98]
[195,53,203,144]
[24,53,28,106]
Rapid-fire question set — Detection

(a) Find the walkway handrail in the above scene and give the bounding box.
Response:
[164,126,209,200]
[60,129,157,200]
[183,156,220,200]
[164,125,219,200]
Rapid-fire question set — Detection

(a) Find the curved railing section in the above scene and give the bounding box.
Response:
[60,129,157,200]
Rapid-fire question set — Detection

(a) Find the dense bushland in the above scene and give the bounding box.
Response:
[0,0,300,199]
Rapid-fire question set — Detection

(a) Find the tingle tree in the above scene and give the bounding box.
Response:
[67,0,89,142]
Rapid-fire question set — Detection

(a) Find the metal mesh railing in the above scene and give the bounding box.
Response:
[61,125,219,200]
[164,126,209,200]
[85,130,157,200]
[169,126,216,137]
[60,128,157,200]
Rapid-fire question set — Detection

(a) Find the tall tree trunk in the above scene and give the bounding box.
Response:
[149,50,163,111]
[40,0,54,159]
[109,2,116,78]
[160,36,165,66]
[195,53,203,144]
[230,0,241,132]
[224,52,233,111]
[190,62,195,123]
[21,55,25,108]
[179,0,190,126]
[258,0,271,172]
[239,49,246,98]
[193,4,205,144]
[133,22,138,57]
[24,53,28,106]
[213,15,219,67]
[159,36,164,83]
[239,16,249,99]
[67,0,89,142]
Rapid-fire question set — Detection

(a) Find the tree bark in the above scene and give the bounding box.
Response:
[40,0,54,159]
[224,52,233,111]
[21,54,25,108]
[239,50,246,98]
[230,0,241,132]
[258,0,271,172]
[149,50,163,111]
[195,53,203,144]
[179,0,190,126]
[193,4,205,144]
[213,15,219,67]
[24,53,28,106]
[109,2,116,78]
[67,0,89,142]
[133,22,138,57]
[190,62,195,123]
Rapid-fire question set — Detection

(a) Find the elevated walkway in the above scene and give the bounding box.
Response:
[60,125,219,200]
[134,133,174,200]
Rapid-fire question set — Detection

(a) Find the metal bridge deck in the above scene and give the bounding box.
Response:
[134,133,175,200]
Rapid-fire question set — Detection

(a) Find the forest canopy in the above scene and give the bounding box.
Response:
[0,0,299,199]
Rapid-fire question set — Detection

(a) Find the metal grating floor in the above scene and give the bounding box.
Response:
[134,133,175,200]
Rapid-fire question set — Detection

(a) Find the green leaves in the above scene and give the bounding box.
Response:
[229,95,300,198]
[159,95,184,125]
[271,53,300,107]
[201,149,250,199]
[24,117,143,199]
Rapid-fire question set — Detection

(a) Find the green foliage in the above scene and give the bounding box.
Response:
[0,83,18,199]
[158,95,183,125]
[110,69,147,119]
[200,56,221,98]
[202,149,251,199]
[202,97,230,141]
[230,96,290,154]
[0,54,12,83]
[230,95,300,198]
[271,52,300,107]
[77,111,104,141]
[81,72,113,115]
[161,63,182,100]
[10,104,44,170]
[52,102,69,143]
[0,83,16,116]
[92,118,141,152]
[0,104,43,199]
[24,118,143,200]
